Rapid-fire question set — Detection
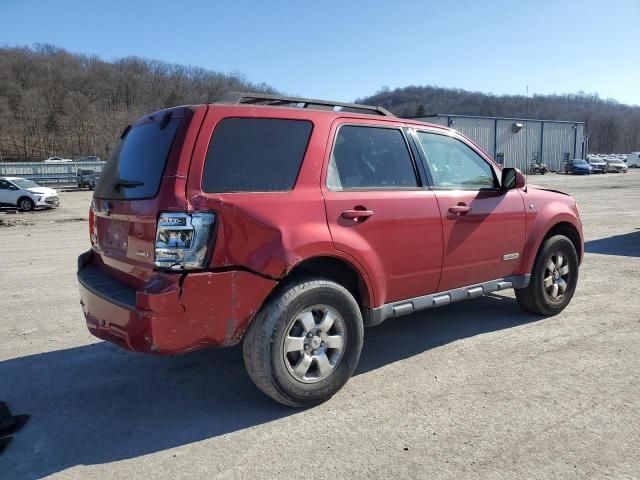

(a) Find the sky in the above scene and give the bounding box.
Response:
[1,0,639,105]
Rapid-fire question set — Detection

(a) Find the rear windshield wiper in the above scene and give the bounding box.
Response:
[112,180,144,192]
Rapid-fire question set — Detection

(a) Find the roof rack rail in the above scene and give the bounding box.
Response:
[214,92,395,117]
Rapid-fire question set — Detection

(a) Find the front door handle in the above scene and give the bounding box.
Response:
[448,204,472,216]
[341,208,374,221]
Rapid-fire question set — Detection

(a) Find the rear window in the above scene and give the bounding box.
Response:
[202,118,312,193]
[94,118,181,199]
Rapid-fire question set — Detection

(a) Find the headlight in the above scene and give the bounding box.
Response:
[154,212,216,270]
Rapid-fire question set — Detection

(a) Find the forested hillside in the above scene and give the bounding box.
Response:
[358,86,640,153]
[0,45,274,161]
[1,45,638,161]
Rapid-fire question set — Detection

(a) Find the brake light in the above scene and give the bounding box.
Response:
[88,204,97,245]
[154,212,216,270]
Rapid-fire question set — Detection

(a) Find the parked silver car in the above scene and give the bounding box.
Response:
[588,158,607,173]
[606,159,628,173]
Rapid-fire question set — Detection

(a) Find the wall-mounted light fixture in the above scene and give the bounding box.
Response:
[512,122,524,133]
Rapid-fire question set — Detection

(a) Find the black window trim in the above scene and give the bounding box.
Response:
[409,128,501,192]
[201,116,314,194]
[326,122,424,192]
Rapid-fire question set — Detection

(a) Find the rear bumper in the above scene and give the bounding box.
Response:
[77,251,277,354]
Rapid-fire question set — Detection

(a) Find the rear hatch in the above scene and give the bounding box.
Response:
[90,106,205,288]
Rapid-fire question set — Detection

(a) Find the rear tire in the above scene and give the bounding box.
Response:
[18,197,35,212]
[515,235,579,316]
[243,277,364,407]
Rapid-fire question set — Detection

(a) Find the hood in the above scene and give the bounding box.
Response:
[25,186,57,196]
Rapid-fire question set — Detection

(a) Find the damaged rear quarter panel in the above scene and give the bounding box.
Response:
[178,270,277,346]
[196,191,335,278]
[186,105,337,279]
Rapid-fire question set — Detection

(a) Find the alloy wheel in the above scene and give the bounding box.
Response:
[544,253,570,301]
[282,305,346,384]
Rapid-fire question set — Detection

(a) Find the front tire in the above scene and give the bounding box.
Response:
[243,278,364,407]
[18,197,35,212]
[515,235,579,316]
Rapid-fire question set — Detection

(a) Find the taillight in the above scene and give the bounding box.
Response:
[88,203,97,245]
[154,212,216,270]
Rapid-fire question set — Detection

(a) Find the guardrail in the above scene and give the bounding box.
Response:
[0,161,106,185]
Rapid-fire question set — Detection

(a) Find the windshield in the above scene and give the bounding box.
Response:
[12,179,40,189]
[574,160,587,165]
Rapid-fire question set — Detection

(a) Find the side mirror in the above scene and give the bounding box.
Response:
[501,167,526,190]
[8,185,18,191]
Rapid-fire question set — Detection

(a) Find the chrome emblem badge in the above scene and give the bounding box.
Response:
[101,202,111,216]
[135,250,150,258]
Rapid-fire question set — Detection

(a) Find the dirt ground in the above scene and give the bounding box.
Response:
[1,172,639,479]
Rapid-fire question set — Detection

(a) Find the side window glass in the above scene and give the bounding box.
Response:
[203,118,312,193]
[0,180,10,190]
[327,126,418,190]
[416,132,496,189]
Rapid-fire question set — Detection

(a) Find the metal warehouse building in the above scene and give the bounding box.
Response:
[413,114,587,172]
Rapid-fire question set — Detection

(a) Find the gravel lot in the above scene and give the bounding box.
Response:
[1,172,639,479]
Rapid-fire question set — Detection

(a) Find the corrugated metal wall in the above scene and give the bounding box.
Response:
[422,116,448,126]
[542,123,575,171]
[496,120,542,172]
[575,124,586,159]
[449,117,495,158]
[416,116,585,172]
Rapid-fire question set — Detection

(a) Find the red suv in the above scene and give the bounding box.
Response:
[78,93,583,407]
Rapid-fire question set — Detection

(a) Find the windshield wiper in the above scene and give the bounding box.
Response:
[112,180,144,192]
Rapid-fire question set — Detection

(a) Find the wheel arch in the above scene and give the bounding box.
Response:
[280,255,374,310]
[542,221,582,263]
[522,218,583,276]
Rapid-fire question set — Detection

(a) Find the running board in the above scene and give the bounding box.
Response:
[365,275,530,327]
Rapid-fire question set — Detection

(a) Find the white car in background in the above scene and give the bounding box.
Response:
[605,158,628,173]
[0,176,60,211]
[43,157,73,163]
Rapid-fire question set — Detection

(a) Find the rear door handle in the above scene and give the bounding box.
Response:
[341,208,374,221]
[448,204,472,215]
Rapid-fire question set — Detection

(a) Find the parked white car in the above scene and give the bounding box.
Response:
[0,177,60,211]
[44,157,73,163]
[626,152,640,168]
[605,158,628,173]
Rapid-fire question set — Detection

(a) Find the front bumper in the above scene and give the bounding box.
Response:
[36,196,59,207]
[77,251,277,354]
